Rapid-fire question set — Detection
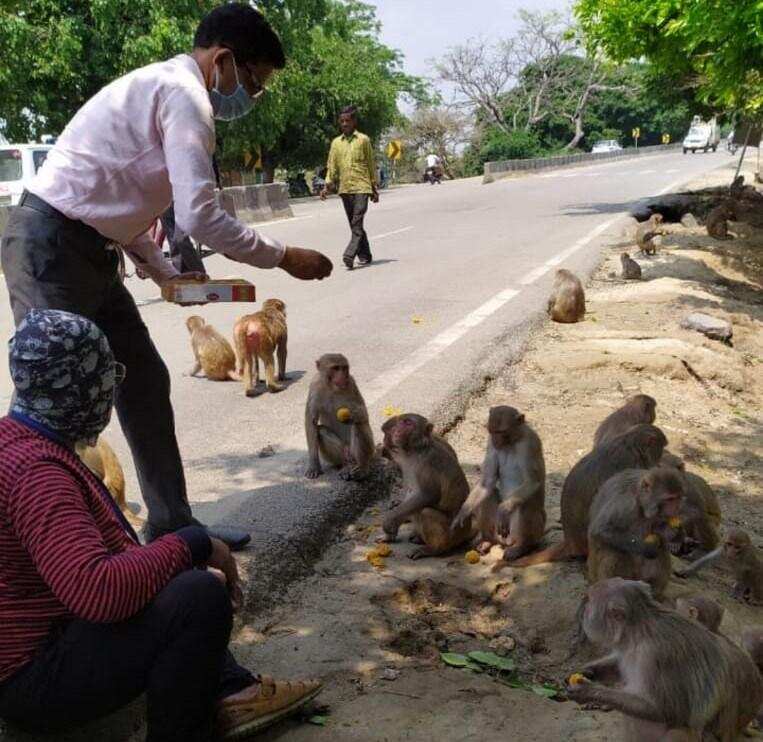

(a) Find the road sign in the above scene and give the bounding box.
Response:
[632,127,640,139]
[662,133,670,145]
[386,139,403,160]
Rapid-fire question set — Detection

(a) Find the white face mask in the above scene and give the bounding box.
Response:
[209,59,257,122]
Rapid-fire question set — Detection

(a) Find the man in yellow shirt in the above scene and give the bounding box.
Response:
[320,106,379,270]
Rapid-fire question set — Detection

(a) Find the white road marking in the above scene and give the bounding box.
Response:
[371,226,413,240]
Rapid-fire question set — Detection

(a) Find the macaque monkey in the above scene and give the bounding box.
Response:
[233,298,288,396]
[378,413,471,559]
[636,213,664,256]
[620,252,642,280]
[676,596,724,634]
[676,529,763,604]
[593,394,656,448]
[706,201,736,240]
[741,627,763,672]
[587,468,685,600]
[667,471,720,559]
[453,407,545,563]
[547,269,585,323]
[567,578,763,741]
[185,316,237,381]
[512,424,667,567]
[304,353,374,480]
[76,437,142,526]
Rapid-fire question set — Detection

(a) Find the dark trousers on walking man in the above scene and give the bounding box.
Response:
[341,193,372,265]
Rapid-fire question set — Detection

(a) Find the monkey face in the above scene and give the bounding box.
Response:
[328,364,349,390]
[317,354,350,390]
[384,414,433,450]
[487,406,524,447]
[186,316,204,333]
[724,531,750,559]
[263,298,286,315]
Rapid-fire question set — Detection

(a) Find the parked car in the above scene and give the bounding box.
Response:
[591,140,623,154]
[0,144,53,206]
[682,116,720,154]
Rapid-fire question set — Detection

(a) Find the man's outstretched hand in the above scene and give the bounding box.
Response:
[280,246,333,281]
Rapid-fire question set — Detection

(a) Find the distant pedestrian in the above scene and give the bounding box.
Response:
[320,106,378,270]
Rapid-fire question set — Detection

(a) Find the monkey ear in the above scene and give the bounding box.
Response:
[517,414,525,426]
[426,423,434,436]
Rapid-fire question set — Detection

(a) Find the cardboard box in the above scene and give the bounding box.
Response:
[161,278,256,304]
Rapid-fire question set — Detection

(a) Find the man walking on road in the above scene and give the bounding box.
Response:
[320,106,378,270]
[0,4,332,550]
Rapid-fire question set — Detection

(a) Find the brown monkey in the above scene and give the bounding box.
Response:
[676,529,763,604]
[304,353,374,480]
[185,316,237,381]
[233,298,288,396]
[587,468,685,600]
[378,413,471,559]
[620,252,642,280]
[593,394,656,448]
[568,578,763,741]
[676,596,724,634]
[741,627,763,672]
[706,201,736,240]
[636,213,664,256]
[547,269,585,323]
[453,406,545,561]
[668,471,720,559]
[76,438,143,526]
[512,424,667,567]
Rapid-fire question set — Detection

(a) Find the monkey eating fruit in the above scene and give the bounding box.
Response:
[567,673,587,687]
[547,269,585,323]
[378,413,471,559]
[185,315,237,381]
[304,353,374,481]
[233,298,288,397]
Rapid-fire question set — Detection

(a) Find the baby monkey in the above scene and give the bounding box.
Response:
[453,406,546,562]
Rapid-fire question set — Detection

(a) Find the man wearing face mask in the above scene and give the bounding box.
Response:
[0,4,332,550]
[0,310,322,740]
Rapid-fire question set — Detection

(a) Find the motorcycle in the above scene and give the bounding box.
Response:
[287,172,311,198]
[424,165,442,185]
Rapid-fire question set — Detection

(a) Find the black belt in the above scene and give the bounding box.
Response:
[18,191,110,249]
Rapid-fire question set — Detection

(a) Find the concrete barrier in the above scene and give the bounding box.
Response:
[483,143,683,183]
[0,204,11,236]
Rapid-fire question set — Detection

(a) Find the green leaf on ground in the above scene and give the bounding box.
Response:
[440,652,470,667]
[530,684,559,698]
[308,715,328,726]
[467,651,515,671]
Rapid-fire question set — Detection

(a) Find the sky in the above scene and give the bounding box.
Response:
[368,0,570,102]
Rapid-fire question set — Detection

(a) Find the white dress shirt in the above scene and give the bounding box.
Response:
[30,54,285,283]
[425,154,440,168]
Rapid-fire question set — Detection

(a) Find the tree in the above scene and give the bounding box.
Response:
[576,0,763,115]
[402,107,470,179]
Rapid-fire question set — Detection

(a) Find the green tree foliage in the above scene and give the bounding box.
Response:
[576,0,763,114]
[0,0,423,176]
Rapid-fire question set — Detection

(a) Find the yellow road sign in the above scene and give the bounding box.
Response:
[662,133,670,144]
[386,139,403,160]
[632,127,641,139]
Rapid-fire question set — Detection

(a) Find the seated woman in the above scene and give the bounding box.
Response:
[0,309,321,741]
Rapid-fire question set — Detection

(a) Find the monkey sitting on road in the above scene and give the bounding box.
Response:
[304,353,374,481]
[233,298,288,397]
[378,413,471,559]
[511,424,668,567]
[76,437,143,527]
[636,213,664,256]
[453,406,546,563]
[587,467,685,600]
[185,316,237,381]
[593,394,656,448]
[676,529,763,605]
[676,595,724,634]
[547,269,585,323]
[620,252,642,280]
[705,200,737,240]
[567,578,763,741]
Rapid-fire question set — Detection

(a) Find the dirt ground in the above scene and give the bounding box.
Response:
[4,161,759,742]
[227,159,763,742]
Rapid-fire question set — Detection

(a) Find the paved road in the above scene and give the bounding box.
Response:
[0,149,732,596]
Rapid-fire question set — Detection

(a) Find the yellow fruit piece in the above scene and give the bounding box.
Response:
[367,554,386,569]
[382,405,402,418]
[412,316,424,325]
[375,543,392,557]
[465,550,481,564]
[668,517,682,529]
[644,533,659,544]
[336,407,352,423]
[568,673,586,687]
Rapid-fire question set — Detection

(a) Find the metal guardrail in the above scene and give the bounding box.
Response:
[483,143,683,183]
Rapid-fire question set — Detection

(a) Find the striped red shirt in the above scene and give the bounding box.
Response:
[0,416,193,683]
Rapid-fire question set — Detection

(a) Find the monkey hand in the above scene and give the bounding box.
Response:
[371,188,379,204]
[280,247,333,281]
[319,188,328,201]
[566,675,595,701]
[380,515,399,540]
[497,503,514,538]
[304,462,323,479]
[450,505,471,532]
[208,538,243,612]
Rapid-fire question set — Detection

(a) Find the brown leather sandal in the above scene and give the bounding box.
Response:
[217,675,323,739]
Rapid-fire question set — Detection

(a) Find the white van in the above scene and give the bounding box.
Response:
[0,144,53,206]
[682,116,720,154]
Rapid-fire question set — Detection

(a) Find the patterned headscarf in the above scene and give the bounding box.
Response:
[9,310,118,444]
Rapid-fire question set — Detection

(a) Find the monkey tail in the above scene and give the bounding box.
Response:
[507,540,576,568]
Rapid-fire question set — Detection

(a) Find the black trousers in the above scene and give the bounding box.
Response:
[340,193,372,262]
[0,194,192,532]
[0,571,253,741]
[160,204,205,274]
